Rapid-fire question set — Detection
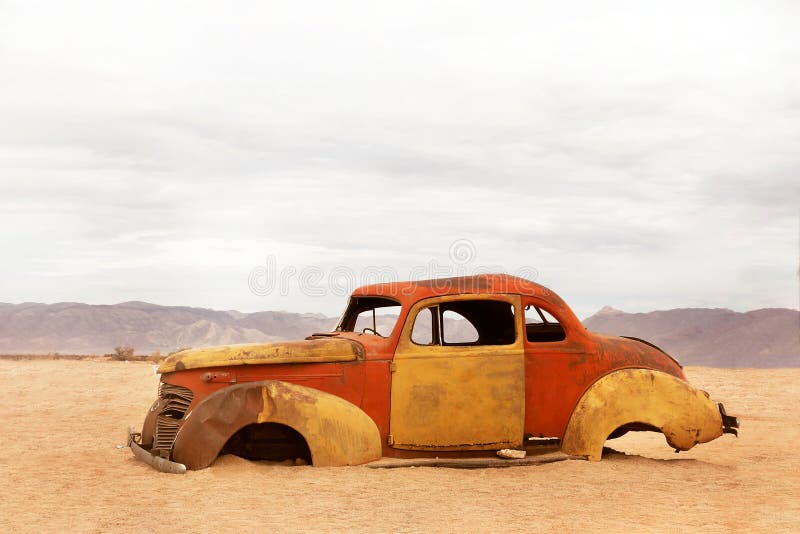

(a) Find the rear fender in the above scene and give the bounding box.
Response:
[561,368,723,461]
[172,380,382,469]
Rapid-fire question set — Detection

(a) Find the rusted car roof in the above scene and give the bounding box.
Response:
[352,273,554,304]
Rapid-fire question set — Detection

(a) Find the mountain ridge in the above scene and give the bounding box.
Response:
[0,301,797,367]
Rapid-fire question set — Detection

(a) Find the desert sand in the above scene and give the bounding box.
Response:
[0,360,798,533]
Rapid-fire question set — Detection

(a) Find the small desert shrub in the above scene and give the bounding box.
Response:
[112,345,135,361]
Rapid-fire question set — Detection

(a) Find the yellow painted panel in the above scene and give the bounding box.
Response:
[257,381,383,466]
[158,338,361,373]
[561,369,724,461]
[390,294,525,450]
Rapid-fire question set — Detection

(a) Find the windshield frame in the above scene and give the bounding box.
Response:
[335,296,403,337]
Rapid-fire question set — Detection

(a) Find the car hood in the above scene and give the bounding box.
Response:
[157,337,365,373]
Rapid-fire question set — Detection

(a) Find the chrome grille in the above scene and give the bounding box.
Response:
[153,383,193,452]
[158,383,193,416]
[154,416,181,450]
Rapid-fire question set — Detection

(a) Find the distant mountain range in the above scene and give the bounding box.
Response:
[0,301,337,355]
[583,306,799,368]
[0,301,797,367]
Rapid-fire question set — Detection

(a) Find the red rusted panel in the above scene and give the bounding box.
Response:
[163,359,366,418]
[518,292,684,439]
[360,360,393,454]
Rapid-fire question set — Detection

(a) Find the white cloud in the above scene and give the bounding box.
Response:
[0,0,798,318]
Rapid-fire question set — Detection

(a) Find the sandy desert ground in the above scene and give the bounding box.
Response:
[0,360,798,533]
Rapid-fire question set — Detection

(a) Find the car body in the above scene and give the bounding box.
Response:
[128,274,738,472]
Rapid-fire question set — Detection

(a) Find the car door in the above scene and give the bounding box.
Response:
[388,294,525,450]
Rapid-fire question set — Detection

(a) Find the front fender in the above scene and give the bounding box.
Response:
[561,368,724,461]
[172,380,382,469]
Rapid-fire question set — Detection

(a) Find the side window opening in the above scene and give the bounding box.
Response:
[411,299,516,346]
[524,304,566,342]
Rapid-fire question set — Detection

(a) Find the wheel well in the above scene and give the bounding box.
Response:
[607,422,661,440]
[221,422,312,465]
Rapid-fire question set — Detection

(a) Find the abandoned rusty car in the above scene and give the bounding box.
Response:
[128,274,738,473]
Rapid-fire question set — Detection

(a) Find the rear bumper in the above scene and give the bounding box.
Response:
[719,403,739,436]
[128,427,186,474]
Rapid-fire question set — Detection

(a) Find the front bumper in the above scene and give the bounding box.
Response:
[719,403,739,436]
[127,426,186,474]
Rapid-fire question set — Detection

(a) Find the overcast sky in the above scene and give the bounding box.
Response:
[0,1,798,319]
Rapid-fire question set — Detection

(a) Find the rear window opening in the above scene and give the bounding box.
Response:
[524,304,566,342]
